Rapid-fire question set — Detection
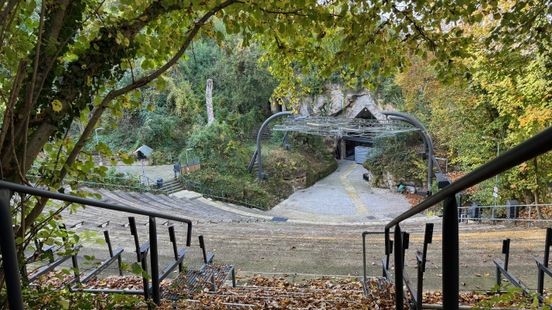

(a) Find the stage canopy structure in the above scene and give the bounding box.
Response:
[272,116,419,141]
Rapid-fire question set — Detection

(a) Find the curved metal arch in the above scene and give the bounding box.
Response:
[251,111,293,180]
[382,111,434,196]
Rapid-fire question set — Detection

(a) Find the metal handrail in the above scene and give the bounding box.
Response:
[386,126,552,229]
[0,180,193,231]
[383,126,552,309]
[361,231,385,292]
[0,180,193,309]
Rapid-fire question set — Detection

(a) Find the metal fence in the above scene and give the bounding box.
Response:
[459,204,552,222]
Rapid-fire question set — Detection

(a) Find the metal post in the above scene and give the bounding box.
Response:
[422,223,434,273]
[104,230,114,257]
[186,222,192,247]
[442,195,459,309]
[168,226,182,272]
[104,230,123,276]
[417,223,433,310]
[199,235,207,264]
[402,232,410,261]
[503,239,510,272]
[254,111,292,180]
[363,233,367,285]
[149,217,160,305]
[416,262,423,310]
[384,227,390,276]
[71,253,80,283]
[538,228,552,297]
[0,189,24,310]
[497,239,510,291]
[394,225,404,310]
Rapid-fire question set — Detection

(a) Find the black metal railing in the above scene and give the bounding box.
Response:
[492,238,531,296]
[493,227,552,305]
[0,180,193,309]
[361,231,385,295]
[379,126,552,309]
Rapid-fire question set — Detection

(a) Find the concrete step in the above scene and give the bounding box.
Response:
[159,179,185,195]
[174,276,394,309]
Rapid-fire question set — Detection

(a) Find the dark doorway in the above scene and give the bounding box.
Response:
[342,107,376,160]
[343,137,372,160]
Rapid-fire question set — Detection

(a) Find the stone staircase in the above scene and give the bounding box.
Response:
[64,188,263,225]
[168,275,397,309]
[51,188,398,308]
[159,178,185,195]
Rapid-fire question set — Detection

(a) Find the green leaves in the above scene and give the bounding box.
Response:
[129,262,151,279]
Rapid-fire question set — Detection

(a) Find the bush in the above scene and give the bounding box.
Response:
[363,133,425,189]
[18,286,147,309]
[187,121,250,172]
[150,149,175,165]
[182,134,337,210]
[183,169,279,210]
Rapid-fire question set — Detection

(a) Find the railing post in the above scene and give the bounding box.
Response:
[0,189,24,310]
[416,261,423,310]
[362,232,367,286]
[149,216,160,305]
[384,228,391,277]
[417,223,433,310]
[443,195,459,309]
[199,235,207,264]
[169,226,183,272]
[497,239,510,291]
[104,230,123,276]
[537,228,551,298]
[186,222,192,247]
[394,225,404,310]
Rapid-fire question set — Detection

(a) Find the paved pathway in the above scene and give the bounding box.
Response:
[108,164,175,182]
[269,160,411,223]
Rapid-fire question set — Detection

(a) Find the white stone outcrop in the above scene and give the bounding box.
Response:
[298,83,385,120]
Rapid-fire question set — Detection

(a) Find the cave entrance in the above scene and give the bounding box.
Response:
[339,107,376,161]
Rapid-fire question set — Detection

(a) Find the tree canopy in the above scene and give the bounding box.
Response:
[0,0,550,282]
[1,0,549,184]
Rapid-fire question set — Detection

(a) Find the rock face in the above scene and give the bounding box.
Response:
[298,83,385,120]
[295,83,399,190]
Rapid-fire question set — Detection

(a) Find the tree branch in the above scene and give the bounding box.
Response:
[21,0,46,176]
[0,0,20,52]
[0,60,26,181]
[392,4,438,50]
[21,0,239,232]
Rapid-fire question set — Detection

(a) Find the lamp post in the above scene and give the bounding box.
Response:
[483,135,501,207]
[185,148,193,166]
[94,127,105,165]
[494,142,500,207]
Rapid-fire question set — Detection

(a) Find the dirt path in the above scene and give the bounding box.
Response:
[199,220,549,291]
